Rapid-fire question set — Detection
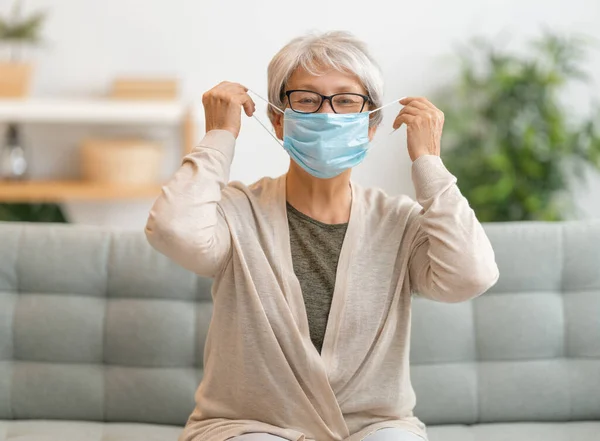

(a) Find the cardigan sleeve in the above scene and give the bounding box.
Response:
[145,130,235,278]
[408,155,499,302]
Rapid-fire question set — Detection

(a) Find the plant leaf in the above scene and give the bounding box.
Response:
[0,7,46,43]
[437,31,599,222]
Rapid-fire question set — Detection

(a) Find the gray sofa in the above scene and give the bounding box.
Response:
[0,221,598,441]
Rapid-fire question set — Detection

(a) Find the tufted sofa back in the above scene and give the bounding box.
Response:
[0,221,599,426]
[411,221,600,425]
[0,222,211,425]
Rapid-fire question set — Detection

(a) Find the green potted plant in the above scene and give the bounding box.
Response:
[0,202,68,222]
[438,32,600,222]
[0,0,46,97]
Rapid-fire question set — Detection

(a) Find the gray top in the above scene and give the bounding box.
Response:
[287,202,348,353]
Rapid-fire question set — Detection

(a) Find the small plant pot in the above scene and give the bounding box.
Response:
[0,62,32,97]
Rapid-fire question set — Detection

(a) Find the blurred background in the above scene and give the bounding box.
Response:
[0,0,599,228]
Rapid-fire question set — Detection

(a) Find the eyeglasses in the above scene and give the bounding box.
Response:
[285,90,370,114]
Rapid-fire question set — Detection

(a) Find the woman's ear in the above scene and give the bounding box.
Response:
[272,111,284,140]
[368,124,377,141]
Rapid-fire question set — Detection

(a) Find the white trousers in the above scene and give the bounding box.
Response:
[229,428,425,441]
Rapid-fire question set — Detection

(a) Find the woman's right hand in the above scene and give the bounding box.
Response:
[202,82,256,138]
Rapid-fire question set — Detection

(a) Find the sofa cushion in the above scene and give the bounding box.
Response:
[0,223,211,425]
[427,421,600,441]
[1,420,598,441]
[0,420,183,441]
[411,221,600,425]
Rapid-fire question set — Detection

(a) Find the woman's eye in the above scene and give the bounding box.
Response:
[335,96,361,106]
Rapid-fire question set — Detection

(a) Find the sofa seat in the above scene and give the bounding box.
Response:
[1,420,599,441]
[427,421,600,441]
[0,420,183,441]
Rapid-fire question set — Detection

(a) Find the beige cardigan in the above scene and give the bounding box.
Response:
[145,130,499,441]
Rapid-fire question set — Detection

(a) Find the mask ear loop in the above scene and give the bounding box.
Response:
[247,89,286,146]
[365,97,407,150]
[368,96,407,135]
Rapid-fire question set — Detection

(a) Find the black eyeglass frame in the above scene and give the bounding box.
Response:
[284,89,370,114]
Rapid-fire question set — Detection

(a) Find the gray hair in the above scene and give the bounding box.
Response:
[267,31,384,127]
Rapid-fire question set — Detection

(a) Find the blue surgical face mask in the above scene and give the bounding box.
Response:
[250,90,401,179]
[282,109,371,179]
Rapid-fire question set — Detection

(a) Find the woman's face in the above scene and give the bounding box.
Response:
[272,66,378,141]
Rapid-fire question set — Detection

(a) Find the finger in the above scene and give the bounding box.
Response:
[399,96,419,105]
[400,96,435,110]
[403,100,430,112]
[221,82,248,95]
[216,81,245,93]
[414,97,438,112]
[392,114,416,130]
[233,82,249,93]
[205,82,243,101]
[397,106,422,117]
[239,93,255,117]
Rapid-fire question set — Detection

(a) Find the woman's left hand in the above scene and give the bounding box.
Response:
[393,97,444,162]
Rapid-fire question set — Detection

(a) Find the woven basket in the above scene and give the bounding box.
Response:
[81,139,162,184]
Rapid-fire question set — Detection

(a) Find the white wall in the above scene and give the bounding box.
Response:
[7,0,600,227]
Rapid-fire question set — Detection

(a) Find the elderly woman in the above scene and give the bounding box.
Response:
[146,31,498,441]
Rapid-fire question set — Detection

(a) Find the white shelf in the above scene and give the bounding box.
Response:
[0,98,192,125]
[0,180,163,202]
